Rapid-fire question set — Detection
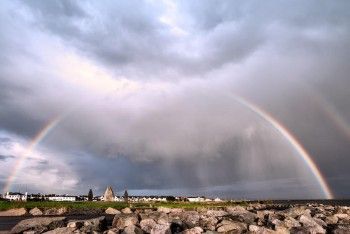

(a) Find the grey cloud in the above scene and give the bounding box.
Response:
[0,154,15,161]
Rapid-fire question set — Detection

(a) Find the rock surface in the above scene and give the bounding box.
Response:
[29,207,43,216]
[43,208,67,216]
[0,208,27,216]
[4,203,350,234]
[106,207,121,215]
[11,217,66,234]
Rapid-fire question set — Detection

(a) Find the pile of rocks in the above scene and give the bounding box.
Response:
[9,204,350,233]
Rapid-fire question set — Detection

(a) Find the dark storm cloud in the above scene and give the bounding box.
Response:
[0,155,15,161]
[0,0,350,198]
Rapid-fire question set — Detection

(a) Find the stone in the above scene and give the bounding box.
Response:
[331,224,350,234]
[43,207,67,216]
[11,217,66,234]
[290,225,326,234]
[170,220,185,233]
[216,221,247,233]
[29,207,43,216]
[122,224,144,234]
[106,228,119,234]
[122,207,133,214]
[225,206,246,214]
[199,216,217,231]
[325,215,339,225]
[82,216,107,232]
[112,214,139,229]
[67,220,83,229]
[0,208,27,216]
[229,210,257,224]
[275,216,300,230]
[141,211,169,225]
[140,218,157,233]
[182,211,200,227]
[42,227,76,234]
[334,213,349,219]
[150,223,171,234]
[157,207,171,214]
[183,227,203,234]
[170,208,184,214]
[298,215,326,234]
[249,225,276,233]
[206,210,228,218]
[106,207,121,215]
[103,186,115,202]
[283,206,311,218]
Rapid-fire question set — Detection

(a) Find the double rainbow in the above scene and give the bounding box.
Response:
[2,97,334,198]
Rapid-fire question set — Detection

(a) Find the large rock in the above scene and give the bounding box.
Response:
[42,227,76,234]
[140,218,157,233]
[112,214,139,229]
[106,207,121,215]
[183,227,203,234]
[11,217,66,234]
[298,215,326,234]
[274,216,300,231]
[325,215,339,225]
[0,208,27,216]
[229,210,257,224]
[150,223,171,234]
[29,207,43,216]
[283,206,311,218]
[216,221,247,233]
[81,216,107,232]
[66,220,83,229]
[141,211,169,224]
[170,220,185,233]
[170,208,184,214]
[199,216,217,231]
[206,210,228,218]
[225,206,246,214]
[106,228,120,234]
[122,207,133,214]
[43,207,67,216]
[331,224,350,234]
[249,225,276,233]
[122,224,144,234]
[182,211,200,227]
[157,207,171,214]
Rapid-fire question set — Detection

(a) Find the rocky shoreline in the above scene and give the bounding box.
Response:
[2,203,350,233]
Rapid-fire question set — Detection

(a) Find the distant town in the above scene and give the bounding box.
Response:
[0,186,224,203]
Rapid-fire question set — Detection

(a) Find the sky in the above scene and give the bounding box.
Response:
[0,0,349,199]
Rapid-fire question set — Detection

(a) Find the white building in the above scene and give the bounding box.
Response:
[47,195,76,202]
[4,192,27,201]
[187,196,205,202]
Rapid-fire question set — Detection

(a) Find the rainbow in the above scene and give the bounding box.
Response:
[2,96,334,199]
[2,116,62,194]
[233,96,334,199]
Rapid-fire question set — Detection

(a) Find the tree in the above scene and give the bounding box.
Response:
[124,190,129,203]
[88,189,93,201]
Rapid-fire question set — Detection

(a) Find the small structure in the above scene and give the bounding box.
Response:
[46,195,76,202]
[4,192,27,201]
[187,196,206,202]
[103,186,115,202]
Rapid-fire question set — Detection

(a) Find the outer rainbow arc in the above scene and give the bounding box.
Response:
[3,97,334,199]
[233,96,334,199]
[2,116,62,194]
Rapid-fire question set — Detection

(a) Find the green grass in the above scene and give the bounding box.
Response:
[0,200,248,211]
